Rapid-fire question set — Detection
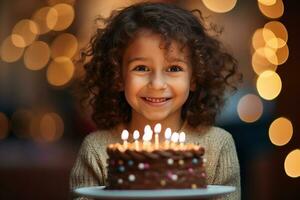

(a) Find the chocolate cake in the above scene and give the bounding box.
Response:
[106,143,207,190]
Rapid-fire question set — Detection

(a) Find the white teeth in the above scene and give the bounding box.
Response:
[145,97,167,103]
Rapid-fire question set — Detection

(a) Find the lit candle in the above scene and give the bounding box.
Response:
[171,132,179,149]
[143,125,152,150]
[164,128,172,149]
[154,123,161,149]
[133,130,140,151]
[179,132,186,149]
[121,129,129,150]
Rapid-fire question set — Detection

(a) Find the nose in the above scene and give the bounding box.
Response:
[148,71,167,90]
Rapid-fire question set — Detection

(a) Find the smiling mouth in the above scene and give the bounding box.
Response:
[142,97,171,103]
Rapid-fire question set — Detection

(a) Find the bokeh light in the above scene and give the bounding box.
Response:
[47,57,75,87]
[256,47,278,66]
[256,70,282,100]
[202,0,237,13]
[284,149,300,178]
[39,112,64,142]
[258,0,284,19]
[258,0,276,6]
[24,41,51,70]
[252,49,277,75]
[0,113,10,140]
[237,94,263,123]
[32,6,58,34]
[12,19,39,48]
[264,21,288,49]
[274,44,289,65]
[0,35,24,62]
[269,117,293,146]
[52,3,75,31]
[252,28,276,50]
[51,33,78,59]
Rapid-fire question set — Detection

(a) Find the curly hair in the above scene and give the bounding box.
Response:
[79,2,242,130]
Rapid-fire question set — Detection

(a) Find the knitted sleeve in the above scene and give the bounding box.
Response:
[69,135,106,200]
[212,134,241,200]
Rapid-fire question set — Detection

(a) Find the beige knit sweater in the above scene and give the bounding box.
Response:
[70,125,241,200]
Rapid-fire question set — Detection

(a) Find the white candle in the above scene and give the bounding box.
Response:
[171,132,179,149]
[154,123,161,149]
[133,130,140,151]
[164,128,172,149]
[121,129,129,150]
[143,125,152,150]
[179,132,186,149]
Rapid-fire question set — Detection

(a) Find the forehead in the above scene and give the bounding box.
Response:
[123,29,190,62]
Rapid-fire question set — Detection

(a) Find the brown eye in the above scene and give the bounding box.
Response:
[133,65,150,71]
[167,65,183,72]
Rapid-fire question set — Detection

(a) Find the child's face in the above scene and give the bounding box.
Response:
[122,30,194,123]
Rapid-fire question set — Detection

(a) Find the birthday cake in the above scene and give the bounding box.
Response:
[106,125,207,190]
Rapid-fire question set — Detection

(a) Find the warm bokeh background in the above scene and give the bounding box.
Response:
[0,0,299,199]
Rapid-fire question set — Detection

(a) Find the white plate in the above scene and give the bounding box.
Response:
[73,185,236,199]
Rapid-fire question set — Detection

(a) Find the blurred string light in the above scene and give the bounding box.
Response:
[31,6,58,34]
[284,149,300,178]
[237,94,263,123]
[12,19,39,48]
[258,0,284,19]
[51,3,75,31]
[264,21,288,49]
[0,113,10,140]
[0,35,24,62]
[202,0,237,13]
[256,0,298,179]
[256,70,282,100]
[47,57,75,87]
[269,117,293,146]
[30,112,64,142]
[24,41,51,70]
[51,33,78,59]
[258,0,277,6]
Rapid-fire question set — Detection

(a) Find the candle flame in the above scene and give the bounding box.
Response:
[171,132,179,143]
[121,129,129,140]
[179,132,186,143]
[154,123,161,134]
[133,130,140,140]
[165,128,172,140]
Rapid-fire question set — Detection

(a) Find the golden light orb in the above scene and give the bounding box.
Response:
[252,49,277,75]
[51,33,78,59]
[264,21,288,49]
[269,117,293,146]
[202,0,237,13]
[284,149,300,178]
[237,94,263,123]
[256,70,282,100]
[258,0,284,19]
[0,35,24,63]
[39,112,64,142]
[12,19,39,48]
[258,0,277,6]
[52,3,75,31]
[32,6,58,34]
[24,41,51,70]
[47,57,75,87]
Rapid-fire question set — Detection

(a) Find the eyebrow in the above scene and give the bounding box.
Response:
[126,57,188,65]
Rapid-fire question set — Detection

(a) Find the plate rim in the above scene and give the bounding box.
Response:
[74,185,236,199]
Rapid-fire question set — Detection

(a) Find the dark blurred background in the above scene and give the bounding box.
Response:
[0,0,299,199]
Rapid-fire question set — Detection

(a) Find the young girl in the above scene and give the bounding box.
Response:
[71,2,241,200]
